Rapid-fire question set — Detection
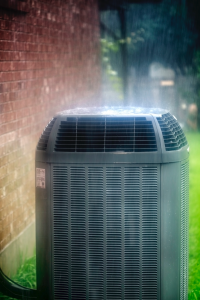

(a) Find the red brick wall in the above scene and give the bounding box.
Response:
[0,0,101,251]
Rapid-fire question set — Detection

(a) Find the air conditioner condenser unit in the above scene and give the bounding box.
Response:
[0,107,189,300]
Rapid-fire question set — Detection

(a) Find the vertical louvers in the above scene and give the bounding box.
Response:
[71,167,86,299]
[53,165,159,300]
[142,167,158,299]
[37,118,56,151]
[124,167,140,299]
[106,167,122,299]
[180,162,189,300]
[157,113,187,151]
[88,168,104,299]
[53,167,68,299]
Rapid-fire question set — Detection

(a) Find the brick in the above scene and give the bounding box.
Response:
[8,91,18,101]
[0,51,12,61]
[0,72,14,82]
[0,102,14,113]
[15,42,26,51]
[0,131,16,145]
[0,40,15,51]
[26,43,38,52]
[0,30,14,40]
[0,61,12,71]
[2,111,17,123]
[15,107,30,119]
[0,92,9,104]
[10,61,27,71]
[1,81,23,92]
[13,99,28,110]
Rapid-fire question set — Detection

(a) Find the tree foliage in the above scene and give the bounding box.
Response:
[126,0,198,74]
[102,0,200,74]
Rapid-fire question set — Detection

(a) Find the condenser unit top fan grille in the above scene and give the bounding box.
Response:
[54,117,157,152]
[35,107,189,164]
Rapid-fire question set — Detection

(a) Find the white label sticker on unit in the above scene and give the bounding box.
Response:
[36,168,45,188]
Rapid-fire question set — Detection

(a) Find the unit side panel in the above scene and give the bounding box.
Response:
[51,164,160,300]
[160,162,181,300]
[35,162,52,300]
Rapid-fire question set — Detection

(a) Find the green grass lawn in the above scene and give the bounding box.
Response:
[187,132,200,300]
[0,132,200,299]
[0,255,36,299]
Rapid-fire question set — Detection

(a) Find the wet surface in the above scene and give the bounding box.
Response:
[59,106,168,117]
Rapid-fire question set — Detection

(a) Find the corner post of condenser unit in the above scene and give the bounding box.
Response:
[150,114,163,161]
[160,162,181,299]
[35,162,52,300]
